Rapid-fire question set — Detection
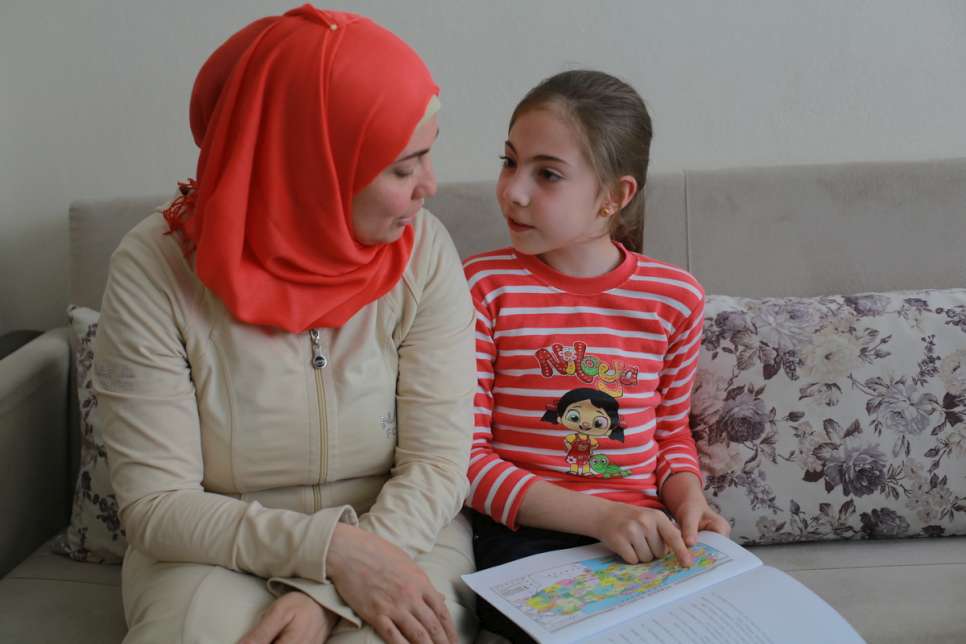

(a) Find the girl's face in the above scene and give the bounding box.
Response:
[497,107,611,260]
[561,399,612,437]
[351,113,438,246]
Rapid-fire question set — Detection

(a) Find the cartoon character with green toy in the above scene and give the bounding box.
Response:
[588,454,630,478]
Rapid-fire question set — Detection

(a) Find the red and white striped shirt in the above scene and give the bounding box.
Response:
[464,245,704,529]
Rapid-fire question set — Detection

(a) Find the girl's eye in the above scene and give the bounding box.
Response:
[594,416,608,429]
[539,169,562,183]
[499,155,516,169]
[393,167,415,179]
[566,411,580,423]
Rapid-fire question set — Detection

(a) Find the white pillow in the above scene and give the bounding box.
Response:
[51,306,126,563]
[694,289,966,545]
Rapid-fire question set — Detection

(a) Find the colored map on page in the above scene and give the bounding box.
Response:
[492,545,730,633]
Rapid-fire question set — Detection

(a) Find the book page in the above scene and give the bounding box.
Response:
[462,531,761,644]
[588,566,864,644]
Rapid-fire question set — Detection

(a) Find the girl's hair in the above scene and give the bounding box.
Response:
[509,70,652,253]
[541,387,625,442]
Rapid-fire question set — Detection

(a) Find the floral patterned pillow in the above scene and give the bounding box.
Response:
[693,290,966,545]
[51,306,126,563]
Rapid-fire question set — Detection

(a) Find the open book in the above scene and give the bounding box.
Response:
[462,531,864,644]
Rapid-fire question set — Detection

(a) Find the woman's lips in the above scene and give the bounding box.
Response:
[397,210,420,226]
[397,202,423,226]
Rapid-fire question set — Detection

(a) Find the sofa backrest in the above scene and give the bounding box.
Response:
[65,158,966,546]
[70,196,172,310]
[69,157,966,310]
[680,158,966,296]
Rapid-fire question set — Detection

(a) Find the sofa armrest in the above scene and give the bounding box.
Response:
[0,328,71,577]
[0,330,43,361]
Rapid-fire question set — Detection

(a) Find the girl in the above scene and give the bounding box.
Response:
[464,70,729,641]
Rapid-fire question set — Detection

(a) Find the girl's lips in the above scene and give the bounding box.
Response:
[507,218,534,232]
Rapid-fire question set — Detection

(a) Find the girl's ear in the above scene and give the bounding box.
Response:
[614,175,638,210]
[599,175,638,217]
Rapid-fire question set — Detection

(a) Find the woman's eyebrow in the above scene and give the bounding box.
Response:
[395,128,440,163]
[396,149,429,162]
[505,140,569,166]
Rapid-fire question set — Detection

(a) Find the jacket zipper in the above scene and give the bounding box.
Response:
[310,329,328,512]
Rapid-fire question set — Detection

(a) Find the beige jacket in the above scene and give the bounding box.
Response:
[94,208,476,624]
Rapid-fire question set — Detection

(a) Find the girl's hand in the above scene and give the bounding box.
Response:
[593,501,693,567]
[238,590,337,644]
[327,524,457,644]
[660,472,731,546]
[673,499,731,547]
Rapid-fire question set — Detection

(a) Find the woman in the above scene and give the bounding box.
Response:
[94,5,477,643]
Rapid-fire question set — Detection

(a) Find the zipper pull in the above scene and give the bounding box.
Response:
[309,329,328,369]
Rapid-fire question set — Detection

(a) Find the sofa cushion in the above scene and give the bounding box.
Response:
[51,306,126,563]
[0,538,125,643]
[693,288,966,545]
[750,537,966,644]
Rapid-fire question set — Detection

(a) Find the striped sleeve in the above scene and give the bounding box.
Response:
[463,293,538,529]
[654,294,705,488]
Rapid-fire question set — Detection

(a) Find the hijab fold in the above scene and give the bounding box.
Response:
[164,4,439,332]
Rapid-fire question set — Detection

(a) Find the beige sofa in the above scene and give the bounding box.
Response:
[1,158,964,643]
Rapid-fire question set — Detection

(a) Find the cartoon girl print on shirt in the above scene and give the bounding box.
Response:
[541,388,625,477]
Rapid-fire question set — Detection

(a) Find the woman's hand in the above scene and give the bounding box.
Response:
[593,501,693,567]
[238,590,337,644]
[327,524,457,644]
[661,472,731,546]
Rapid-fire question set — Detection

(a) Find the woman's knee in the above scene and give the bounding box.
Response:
[122,549,274,643]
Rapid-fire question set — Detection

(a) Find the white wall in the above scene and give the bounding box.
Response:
[2,0,965,333]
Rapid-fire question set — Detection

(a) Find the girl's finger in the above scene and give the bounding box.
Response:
[612,537,641,564]
[707,512,732,536]
[658,519,692,567]
[680,509,701,547]
[643,523,668,561]
[631,534,655,563]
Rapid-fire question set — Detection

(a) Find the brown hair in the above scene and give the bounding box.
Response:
[509,70,652,252]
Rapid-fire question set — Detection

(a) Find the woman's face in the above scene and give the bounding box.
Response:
[351,113,439,246]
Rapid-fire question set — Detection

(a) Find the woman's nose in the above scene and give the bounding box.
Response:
[414,155,437,199]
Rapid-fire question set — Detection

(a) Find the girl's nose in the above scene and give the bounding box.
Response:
[501,174,529,208]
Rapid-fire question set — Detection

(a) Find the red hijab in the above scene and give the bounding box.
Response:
[164,5,439,332]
